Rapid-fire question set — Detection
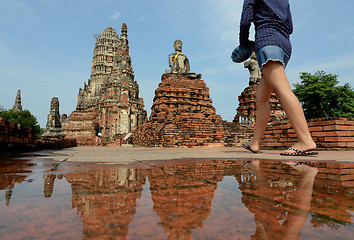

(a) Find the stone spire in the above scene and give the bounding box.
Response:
[76,27,120,110]
[12,89,22,112]
[121,23,128,41]
[42,97,65,137]
[115,23,132,70]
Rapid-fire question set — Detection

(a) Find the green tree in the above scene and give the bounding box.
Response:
[293,71,354,119]
[0,107,42,135]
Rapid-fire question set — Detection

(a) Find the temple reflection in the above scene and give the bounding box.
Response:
[147,160,242,239]
[1,158,353,239]
[0,157,34,206]
[64,167,146,239]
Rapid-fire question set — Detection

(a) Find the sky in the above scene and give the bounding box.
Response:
[0,0,354,128]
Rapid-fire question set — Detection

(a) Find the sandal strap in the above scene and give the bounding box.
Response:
[287,148,303,153]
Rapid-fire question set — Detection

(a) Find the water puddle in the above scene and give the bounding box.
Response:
[0,155,353,239]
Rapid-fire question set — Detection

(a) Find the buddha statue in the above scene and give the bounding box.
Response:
[165,39,201,78]
[169,40,190,73]
[244,52,261,85]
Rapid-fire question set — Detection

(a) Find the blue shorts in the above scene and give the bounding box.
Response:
[256,45,290,70]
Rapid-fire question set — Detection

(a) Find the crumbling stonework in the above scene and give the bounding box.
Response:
[12,89,22,112]
[42,97,65,138]
[63,24,146,145]
[133,74,225,147]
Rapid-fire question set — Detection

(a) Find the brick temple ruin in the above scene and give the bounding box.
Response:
[63,24,147,145]
[132,40,225,147]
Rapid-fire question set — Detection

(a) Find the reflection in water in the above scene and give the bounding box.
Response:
[242,161,318,240]
[0,158,353,239]
[0,157,34,206]
[65,168,146,239]
[147,161,232,239]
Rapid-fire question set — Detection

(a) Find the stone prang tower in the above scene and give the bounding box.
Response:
[76,26,119,110]
[42,97,65,138]
[63,24,147,145]
[12,89,23,112]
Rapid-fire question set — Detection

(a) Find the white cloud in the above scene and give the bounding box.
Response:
[110,11,121,20]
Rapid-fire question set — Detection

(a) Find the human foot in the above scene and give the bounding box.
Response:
[280,148,318,156]
[281,142,317,156]
[242,143,262,154]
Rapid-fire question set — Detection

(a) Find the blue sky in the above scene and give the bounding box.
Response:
[1,0,353,127]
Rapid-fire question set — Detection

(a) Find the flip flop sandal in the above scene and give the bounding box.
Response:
[242,143,263,154]
[280,148,319,156]
[287,161,320,167]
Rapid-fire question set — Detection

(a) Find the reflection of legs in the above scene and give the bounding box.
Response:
[247,76,272,152]
[282,163,318,239]
[248,161,281,239]
[261,61,316,153]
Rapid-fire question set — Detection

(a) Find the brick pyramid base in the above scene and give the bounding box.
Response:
[132,74,225,147]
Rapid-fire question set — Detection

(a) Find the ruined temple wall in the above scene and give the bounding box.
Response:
[0,118,35,146]
[261,117,354,149]
[0,118,75,154]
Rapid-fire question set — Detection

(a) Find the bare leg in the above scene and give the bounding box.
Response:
[261,61,316,153]
[247,75,272,152]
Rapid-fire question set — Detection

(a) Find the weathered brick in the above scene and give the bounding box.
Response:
[323,125,353,131]
[324,136,353,142]
[309,126,324,132]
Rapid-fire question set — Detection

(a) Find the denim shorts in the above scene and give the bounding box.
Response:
[256,45,290,70]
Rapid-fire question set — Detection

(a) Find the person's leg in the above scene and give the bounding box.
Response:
[261,61,316,152]
[247,75,273,152]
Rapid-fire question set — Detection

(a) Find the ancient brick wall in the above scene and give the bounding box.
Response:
[0,117,36,148]
[0,118,76,155]
[261,117,354,149]
[132,74,225,147]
